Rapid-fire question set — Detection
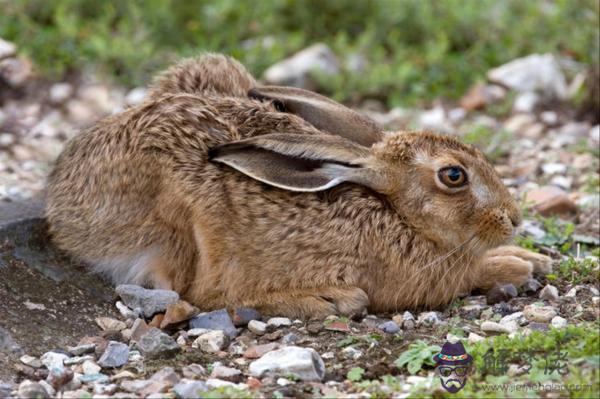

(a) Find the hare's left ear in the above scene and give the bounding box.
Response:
[248,86,383,147]
[209,133,389,192]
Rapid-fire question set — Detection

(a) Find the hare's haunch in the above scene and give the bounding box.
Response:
[46,54,551,318]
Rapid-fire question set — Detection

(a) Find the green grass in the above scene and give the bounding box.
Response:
[1,0,598,108]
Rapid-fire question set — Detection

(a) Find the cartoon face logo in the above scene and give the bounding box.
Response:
[433,341,473,393]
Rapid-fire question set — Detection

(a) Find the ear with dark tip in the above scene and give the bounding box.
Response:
[209,133,388,193]
[248,86,383,147]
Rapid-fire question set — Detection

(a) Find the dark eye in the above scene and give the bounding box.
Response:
[438,166,468,188]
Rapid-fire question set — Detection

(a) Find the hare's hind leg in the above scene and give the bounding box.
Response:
[244,287,369,319]
[474,245,553,290]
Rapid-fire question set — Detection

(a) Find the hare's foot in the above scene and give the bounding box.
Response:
[248,287,369,319]
[475,245,553,290]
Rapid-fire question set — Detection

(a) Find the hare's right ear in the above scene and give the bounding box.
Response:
[209,133,389,192]
[248,86,383,147]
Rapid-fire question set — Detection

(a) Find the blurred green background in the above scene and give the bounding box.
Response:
[1,0,598,107]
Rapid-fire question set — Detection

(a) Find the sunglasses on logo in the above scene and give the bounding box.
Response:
[438,366,469,377]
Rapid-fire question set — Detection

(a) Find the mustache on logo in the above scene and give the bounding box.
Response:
[445,379,462,387]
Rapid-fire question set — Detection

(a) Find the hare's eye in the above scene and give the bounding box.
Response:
[438,166,468,188]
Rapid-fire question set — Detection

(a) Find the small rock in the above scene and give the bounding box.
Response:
[192,330,229,353]
[173,379,209,398]
[481,321,513,334]
[325,321,351,333]
[160,300,199,329]
[249,346,325,381]
[138,328,180,359]
[115,284,179,318]
[244,343,279,359]
[182,364,207,379]
[341,346,363,360]
[247,320,268,335]
[205,378,240,389]
[49,83,73,105]
[378,321,400,334]
[527,322,550,332]
[189,309,238,339]
[46,367,74,389]
[459,83,505,110]
[37,381,55,398]
[232,307,262,327]
[115,301,137,319]
[263,330,284,341]
[120,379,153,393]
[500,311,527,326]
[306,322,323,334]
[522,278,543,293]
[0,56,32,87]
[419,106,447,130]
[540,111,558,126]
[417,311,442,327]
[18,380,49,399]
[93,383,117,395]
[211,366,243,383]
[96,316,127,332]
[150,366,180,386]
[468,332,485,344]
[551,316,568,329]
[565,287,578,298]
[263,43,339,89]
[67,344,96,356]
[459,304,485,320]
[0,383,10,398]
[523,304,558,323]
[97,341,129,368]
[267,317,292,328]
[513,91,539,113]
[525,186,577,216]
[486,283,518,304]
[130,318,150,343]
[40,351,69,370]
[78,336,108,358]
[539,285,560,301]
[20,355,42,368]
[504,113,536,133]
[281,333,300,345]
[148,313,165,328]
[541,163,568,176]
[187,328,209,338]
[125,87,147,106]
[82,360,101,375]
[63,355,93,366]
[0,38,16,59]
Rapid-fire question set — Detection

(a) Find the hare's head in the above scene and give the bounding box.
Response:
[210,87,520,253]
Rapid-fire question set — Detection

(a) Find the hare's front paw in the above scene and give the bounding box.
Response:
[475,245,553,291]
[485,245,553,275]
[319,287,369,317]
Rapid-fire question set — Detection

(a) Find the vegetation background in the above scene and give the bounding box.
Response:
[1,0,598,108]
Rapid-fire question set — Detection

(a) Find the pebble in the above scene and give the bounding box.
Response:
[160,300,199,329]
[417,311,442,327]
[187,328,209,338]
[82,360,101,375]
[523,304,558,323]
[63,355,93,366]
[248,320,268,335]
[96,316,127,331]
[525,186,577,216]
[232,307,262,327]
[486,283,518,304]
[307,322,323,334]
[18,380,49,399]
[67,343,96,356]
[551,316,568,329]
[244,343,279,359]
[189,309,238,339]
[125,87,147,106]
[467,332,485,344]
[522,278,543,294]
[137,328,180,359]
[20,355,42,368]
[181,364,207,379]
[539,284,560,301]
[341,346,363,360]
[267,317,292,328]
[38,381,55,397]
[48,83,73,105]
[378,320,401,334]
[481,321,514,334]
[249,346,325,381]
[97,341,129,368]
[115,284,179,318]
[0,38,16,59]
[281,333,300,345]
[94,383,117,395]
[210,366,243,383]
[173,379,209,398]
[46,367,74,389]
[130,318,150,342]
[192,330,229,353]
[115,301,137,319]
[459,304,485,320]
[40,351,69,370]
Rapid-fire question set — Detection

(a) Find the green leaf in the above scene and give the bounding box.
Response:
[347,367,365,382]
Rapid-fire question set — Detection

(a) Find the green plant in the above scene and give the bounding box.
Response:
[394,340,441,374]
[556,257,600,284]
[347,367,365,382]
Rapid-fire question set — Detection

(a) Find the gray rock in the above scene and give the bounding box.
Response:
[97,341,129,368]
[0,57,32,87]
[210,366,242,383]
[487,53,568,99]
[481,321,513,334]
[460,304,485,320]
[67,344,96,356]
[82,360,101,375]
[18,380,49,398]
[523,304,558,323]
[150,366,180,386]
[20,355,42,368]
[513,91,539,113]
[341,346,363,360]
[49,83,73,105]
[125,87,147,106]
[192,330,229,353]
[378,321,400,334]
[0,38,16,60]
[417,311,442,327]
[189,309,237,339]
[551,316,567,329]
[539,285,560,301]
[173,379,209,398]
[486,283,517,304]
[267,317,292,328]
[263,43,340,89]
[249,346,325,381]
[248,320,268,335]
[46,366,74,389]
[137,328,179,359]
[281,333,300,345]
[522,278,543,294]
[0,382,11,398]
[232,307,262,327]
[40,351,69,370]
[115,285,179,318]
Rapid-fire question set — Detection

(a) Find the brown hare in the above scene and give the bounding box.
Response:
[45,54,552,319]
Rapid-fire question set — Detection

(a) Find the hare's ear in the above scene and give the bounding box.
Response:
[209,134,388,192]
[248,86,383,147]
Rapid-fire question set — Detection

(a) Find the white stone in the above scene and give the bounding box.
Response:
[125,87,147,106]
[263,43,339,88]
[249,346,325,381]
[341,346,363,360]
[41,351,68,370]
[267,317,292,328]
[0,38,16,59]
[590,125,599,146]
[192,330,229,353]
[481,321,513,334]
[20,355,42,368]
[248,320,268,335]
[541,163,567,176]
[487,53,568,99]
[523,304,557,323]
[467,332,485,344]
[417,311,443,327]
[565,287,577,298]
[187,328,209,338]
[551,316,567,329]
[513,91,539,113]
[504,114,536,133]
[418,107,446,130]
[539,284,560,301]
[49,83,73,104]
[540,111,558,125]
[82,360,101,375]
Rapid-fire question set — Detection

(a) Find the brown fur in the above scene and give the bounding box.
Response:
[45,54,552,319]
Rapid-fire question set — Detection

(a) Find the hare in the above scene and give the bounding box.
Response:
[45,54,552,319]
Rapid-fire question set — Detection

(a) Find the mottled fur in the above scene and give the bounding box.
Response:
[45,54,551,318]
